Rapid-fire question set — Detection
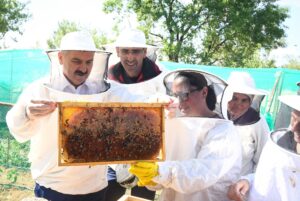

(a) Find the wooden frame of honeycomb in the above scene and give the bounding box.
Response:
[58,102,165,166]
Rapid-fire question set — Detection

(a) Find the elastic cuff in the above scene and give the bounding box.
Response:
[153,163,172,186]
[241,173,254,184]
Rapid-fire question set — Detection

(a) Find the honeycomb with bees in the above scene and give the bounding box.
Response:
[58,102,165,166]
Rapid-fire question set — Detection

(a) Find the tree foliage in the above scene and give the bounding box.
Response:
[103,0,288,67]
[283,58,300,70]
[47,20,79,49]
[47,20,110,49]
[0,0,29,39]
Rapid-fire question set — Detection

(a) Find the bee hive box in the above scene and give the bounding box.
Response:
[58,102,165,166]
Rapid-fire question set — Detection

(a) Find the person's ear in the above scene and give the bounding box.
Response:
[58,51,63,65]
[202,86,208,97]
[143,48,147,58]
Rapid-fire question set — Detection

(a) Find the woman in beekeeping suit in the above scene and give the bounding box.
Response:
[129,69,242,201]
[228,94,300,201]
[221,71,270,176]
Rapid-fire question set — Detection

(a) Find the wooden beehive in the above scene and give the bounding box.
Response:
[58,102,165,166]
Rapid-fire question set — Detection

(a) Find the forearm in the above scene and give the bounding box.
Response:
[6,102,38,142]
[155,158,235,194]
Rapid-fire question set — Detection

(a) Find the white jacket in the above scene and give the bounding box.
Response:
[151,117,242,201]
[6,77,138,195]
[236,117,269,175]
[248,129,300,201]
[107,65,169,178]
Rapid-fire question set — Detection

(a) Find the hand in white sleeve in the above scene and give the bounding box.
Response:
[227,179,250,201]
[26,100,57,120]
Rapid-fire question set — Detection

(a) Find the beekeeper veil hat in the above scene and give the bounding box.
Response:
[46,31,111,93]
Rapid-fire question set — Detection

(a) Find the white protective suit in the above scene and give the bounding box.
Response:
[151,117,242,201]
[248,129,300,201]
[5,76,139,195]
[108,63,169,185]
[220,72,269,176]
[235,117,269,175]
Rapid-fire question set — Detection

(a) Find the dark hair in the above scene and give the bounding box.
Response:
[175,71,217,110]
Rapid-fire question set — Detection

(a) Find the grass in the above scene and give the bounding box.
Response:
[0,166,34,201]
[0,166,161,201]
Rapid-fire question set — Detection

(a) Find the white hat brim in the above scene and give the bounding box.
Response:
[228,85,268,96]
[103,42,160,49]
[45,47,103,53]
[279,95,300,111]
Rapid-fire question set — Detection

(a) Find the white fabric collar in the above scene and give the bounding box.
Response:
[51,73,91,95]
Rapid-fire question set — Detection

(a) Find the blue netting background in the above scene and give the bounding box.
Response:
[0,49,299,170]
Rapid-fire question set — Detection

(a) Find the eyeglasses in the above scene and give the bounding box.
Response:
[119,49,145,55]
[172,88,200,102]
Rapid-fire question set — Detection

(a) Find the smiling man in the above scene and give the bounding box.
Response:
[104,29,163,201]
[107,29,161,84]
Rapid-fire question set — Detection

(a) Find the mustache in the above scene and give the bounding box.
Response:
[74,70,88,76]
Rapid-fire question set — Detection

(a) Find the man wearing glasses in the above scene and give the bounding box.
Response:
[107,29,161,83]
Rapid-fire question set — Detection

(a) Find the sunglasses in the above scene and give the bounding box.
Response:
[119,49,145,55]
[172,88,200,102]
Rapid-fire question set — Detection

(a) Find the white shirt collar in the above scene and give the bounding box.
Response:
[51,74,92,95]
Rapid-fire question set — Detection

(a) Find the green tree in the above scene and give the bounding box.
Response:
[283,58,300,70]
[242,49,276,68]
[0,0,29,41]
[103,0,288,67]
[47,20,110,49]
[47,20,79,49]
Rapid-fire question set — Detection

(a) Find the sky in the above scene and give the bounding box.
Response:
[3,0,300,66]
[269,0,300,65]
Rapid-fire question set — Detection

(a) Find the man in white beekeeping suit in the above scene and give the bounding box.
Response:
[6,31,139,201]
